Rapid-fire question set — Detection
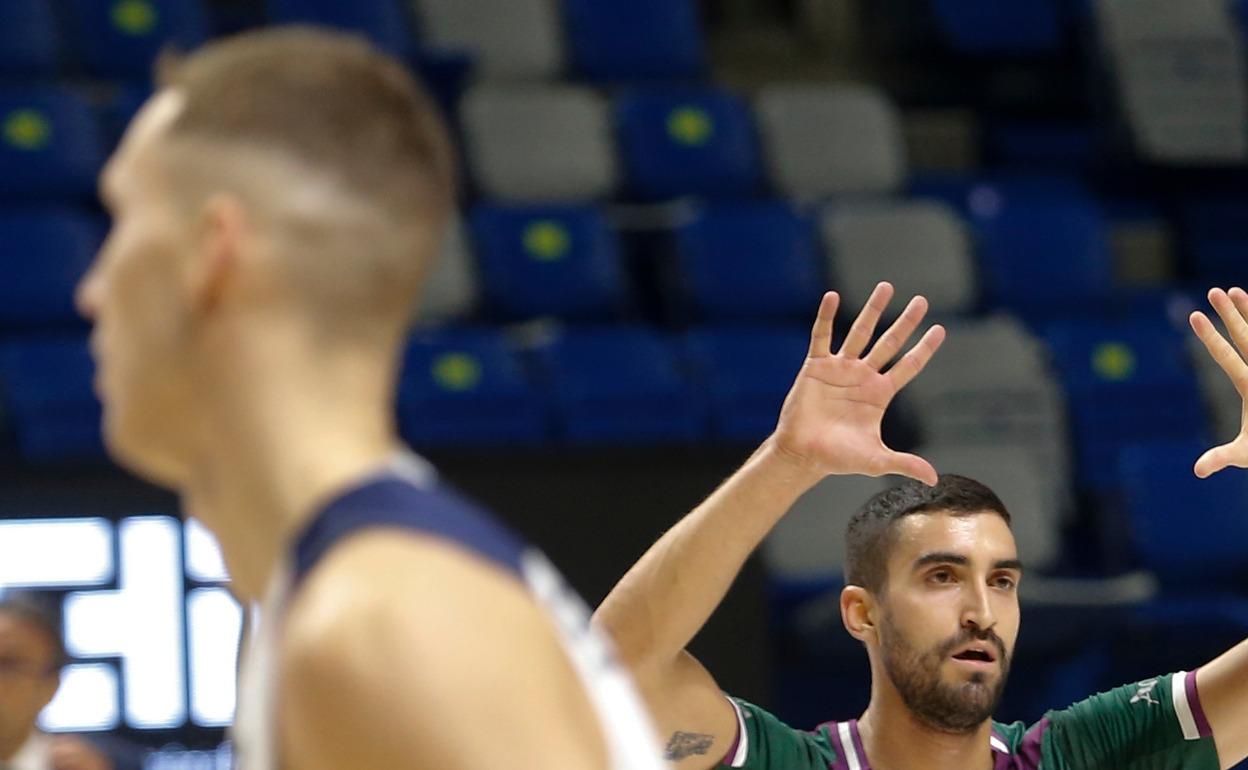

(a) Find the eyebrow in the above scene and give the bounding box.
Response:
[912,552,1024,572]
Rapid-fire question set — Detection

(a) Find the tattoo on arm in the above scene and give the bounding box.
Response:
[665,731,716,761]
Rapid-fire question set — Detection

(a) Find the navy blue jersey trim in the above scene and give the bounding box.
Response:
[291,477,527,588]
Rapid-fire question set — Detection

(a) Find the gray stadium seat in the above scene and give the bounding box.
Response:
[764,474,890,581]
[1095,0,1248,162]
[902,315,1072,513]
[413,0,563,80]
[414,221,478,325]
[820,199,976,316]
[461,84,619,201]
[918,443,1060,571]
[755,83,906,200]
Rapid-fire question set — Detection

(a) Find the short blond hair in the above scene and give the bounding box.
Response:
[155,26,457,333]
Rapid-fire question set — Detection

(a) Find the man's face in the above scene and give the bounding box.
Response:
[76,92,200,486]
[0,612,60,750]
[875,511,1021,733]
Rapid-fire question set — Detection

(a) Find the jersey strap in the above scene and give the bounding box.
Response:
[291,476,527,588]
[1173,669,1213,740]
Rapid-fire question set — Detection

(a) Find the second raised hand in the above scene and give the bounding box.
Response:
[771,282,947,485]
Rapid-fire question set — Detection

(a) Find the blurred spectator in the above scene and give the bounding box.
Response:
[0,591,142,770]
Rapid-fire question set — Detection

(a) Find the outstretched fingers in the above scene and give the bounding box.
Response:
[807,291,840,358]
[1194,442,1245,479]
[864,295,930,371]
[1190,310,1248,395]
[1208,288,1248,363]
[886,324,947,391]
[882,450,939,487]
[839,282,894,359]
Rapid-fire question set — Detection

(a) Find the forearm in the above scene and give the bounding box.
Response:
[1196,636,1248,769]
[594,438,823,671]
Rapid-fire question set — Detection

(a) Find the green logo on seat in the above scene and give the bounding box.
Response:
[112,0,158,36]
[523,221,571,262]
[3,110,51,150]
[1092,342,1136,381]
[667,107,714,146]
[432,353,482,391]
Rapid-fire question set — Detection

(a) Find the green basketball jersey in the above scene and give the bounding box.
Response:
[721,671,1220,769]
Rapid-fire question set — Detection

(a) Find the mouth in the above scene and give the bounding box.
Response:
[949,644,997,668]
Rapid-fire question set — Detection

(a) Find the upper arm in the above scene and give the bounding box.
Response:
[630,651,740,769]
[1042,673,1222,770]
[1197,637,1248,769]
[279,533,609,770]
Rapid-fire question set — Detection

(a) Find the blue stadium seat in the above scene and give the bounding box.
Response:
[0,209,102,329]
[672,202,824,322]
[970,182,1113,319]
[928,0,1062,55]
[0,89,105,201]
[267,0,416,57]
[0,0,59,77]
[396,327,547,446]
[469,204,629,322]
[1119,441,1248,585]
[683,326,807,441]
[0,336,103,463]
[1181,197,1248,286]
[536,326,706,444]
[1043,320,1207,492]
[63,0,209,80]
[562,0,706,82]
[614,88,762,200]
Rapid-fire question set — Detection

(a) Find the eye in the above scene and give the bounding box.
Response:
[992,575,1017,591]
[928,569,955,584]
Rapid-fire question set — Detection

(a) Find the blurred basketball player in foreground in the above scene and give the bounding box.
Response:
[75,27,661,770]
[596,283,1248,769]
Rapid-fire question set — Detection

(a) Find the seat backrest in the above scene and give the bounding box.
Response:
[928,0,1063,55]
[0,209,101,329]
[764,475,890,580]
[614,88,762,200]
[461,84,618,201]
[0,88,105,201]
[821,199,976,316]
[562,0,706,82]
[414,220,479,326]
[64,0,208,80]
[673,201,824,322]
[469,203,628,321]
[0,0,59,77]
[414,0,563,80]
[755,84,906,199]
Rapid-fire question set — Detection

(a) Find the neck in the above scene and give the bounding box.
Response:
[857,683,996,770]
[0,726,33,762]
[181,325,401,602]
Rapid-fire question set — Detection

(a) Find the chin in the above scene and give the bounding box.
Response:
[103,415,189,490]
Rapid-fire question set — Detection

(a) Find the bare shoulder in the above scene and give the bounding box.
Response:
[277,530,609,770]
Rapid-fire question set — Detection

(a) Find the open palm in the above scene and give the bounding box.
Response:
[1189,286,1248,478]
[773,282,946,485]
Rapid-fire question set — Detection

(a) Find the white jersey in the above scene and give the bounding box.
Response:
[232,454,663,770]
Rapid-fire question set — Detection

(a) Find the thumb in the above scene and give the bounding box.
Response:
[1195,444,1236,478]
[883,451,938,486]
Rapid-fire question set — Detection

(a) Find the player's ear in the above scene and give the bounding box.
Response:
[841,585,878,643]
[186,193,247,315]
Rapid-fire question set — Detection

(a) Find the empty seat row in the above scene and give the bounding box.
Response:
[462,82,904,202]
[0,0,706,84]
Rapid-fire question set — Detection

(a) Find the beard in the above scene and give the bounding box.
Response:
[878,613,1011,734]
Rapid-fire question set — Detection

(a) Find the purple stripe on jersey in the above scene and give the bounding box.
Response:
[850,720,869,766]
[1186,668,1213,738]
[1014,717,1049,769]
[719,729,740,766]
[827,721,853,770]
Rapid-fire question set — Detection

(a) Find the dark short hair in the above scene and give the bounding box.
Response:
[0,589,68,671]
[844,474,1011,593]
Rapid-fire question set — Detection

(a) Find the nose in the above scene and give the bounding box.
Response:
[75,263,101,322]
[961,582,996,633]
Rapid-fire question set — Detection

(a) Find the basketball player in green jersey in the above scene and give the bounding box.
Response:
[594,282,1248,770]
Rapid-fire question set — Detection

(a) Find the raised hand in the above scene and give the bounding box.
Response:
[1189,287,1248,478]
[771,282,946,485]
